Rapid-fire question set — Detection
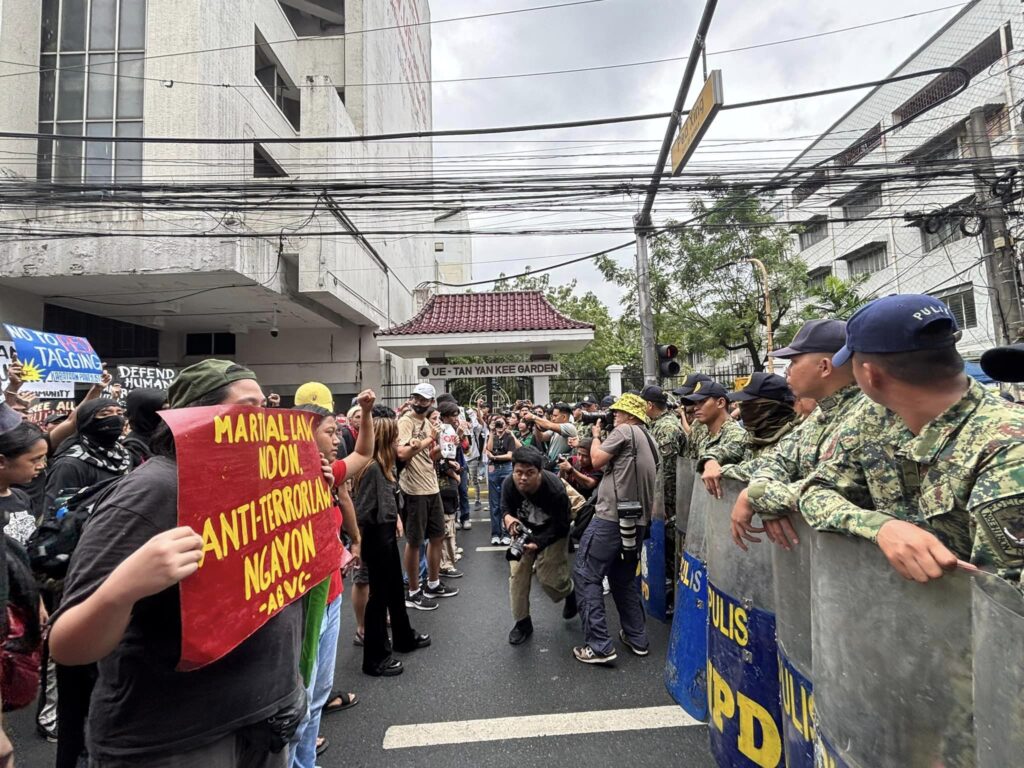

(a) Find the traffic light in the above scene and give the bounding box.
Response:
[657,344,680,378]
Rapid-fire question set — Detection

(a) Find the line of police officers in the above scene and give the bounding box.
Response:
[648,293,1022,608]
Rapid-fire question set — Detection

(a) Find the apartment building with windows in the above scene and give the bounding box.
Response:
[0,0,465,401]
[781,0,1022,360]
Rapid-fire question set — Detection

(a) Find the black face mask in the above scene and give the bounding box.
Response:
[87,415,126,447]
[411,404,429,415]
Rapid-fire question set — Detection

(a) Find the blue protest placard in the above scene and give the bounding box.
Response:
[2,324,103,384]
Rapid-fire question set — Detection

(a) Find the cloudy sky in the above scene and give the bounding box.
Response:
[426,0,966,312]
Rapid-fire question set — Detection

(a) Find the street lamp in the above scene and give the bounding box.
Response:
[714,258,775,373]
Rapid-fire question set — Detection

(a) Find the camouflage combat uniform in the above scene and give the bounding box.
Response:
[799,379,1024,583]
[649,410,683,523]
[746,385,865,518]
[722,419,802,483]
[695,418,749,474]
[680,419,709,462]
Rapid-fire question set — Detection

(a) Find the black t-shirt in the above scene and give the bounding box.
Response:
[500,470,570,550]
[490,432,516,464]
[57,457,303,760]
[0,488,36,545]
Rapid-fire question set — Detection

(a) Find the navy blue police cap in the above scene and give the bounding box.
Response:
[770,319,847,359]
[681,380,729,403]
[727,372,795,403]
[832,294,959,368]
[672,372,714,397]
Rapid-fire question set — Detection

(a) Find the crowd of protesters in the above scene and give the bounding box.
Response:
[1,292,1022,767]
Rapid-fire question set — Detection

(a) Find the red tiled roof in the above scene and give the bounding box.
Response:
[378,291,594,336]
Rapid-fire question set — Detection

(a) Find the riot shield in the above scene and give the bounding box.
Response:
[641,516,669,621]
[972,574,1024,768]
[665,474,710,720]
[705,477,784,768]
[810,532,974,768]
[676,457,697,535]
[771,514,814,768]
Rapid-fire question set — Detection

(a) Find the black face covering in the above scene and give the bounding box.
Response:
[88,415,126,447]
[738,398,796,444]
[411,404,429,415]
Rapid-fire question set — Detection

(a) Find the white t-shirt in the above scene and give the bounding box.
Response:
[439,423,460,460]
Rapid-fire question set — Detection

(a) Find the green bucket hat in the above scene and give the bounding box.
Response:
[168,359,257,408]
[609,392,650,425]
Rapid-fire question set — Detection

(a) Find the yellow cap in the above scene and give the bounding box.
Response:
[295,382,334,412]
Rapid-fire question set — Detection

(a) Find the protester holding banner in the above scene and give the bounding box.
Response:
[48,360,306,767]
[729,319,863,551]
[290,388,376,768]
[799,295,1024,584]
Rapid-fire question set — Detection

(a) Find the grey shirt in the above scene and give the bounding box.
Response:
[594,424,658,524]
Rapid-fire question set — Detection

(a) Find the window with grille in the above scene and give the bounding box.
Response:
[841,184,882,225]
[844,243,888,277]
[892,30,1005,125]
[793,169,828,206]
[807,266,832,292]
[836,123,882,167]
[932,283,978,329]
[38,0,145,183]
[798,216,828,250]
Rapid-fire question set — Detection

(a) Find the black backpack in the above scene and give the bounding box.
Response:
[26,476,126,581]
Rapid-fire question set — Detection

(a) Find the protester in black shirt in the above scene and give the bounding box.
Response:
[122,387,167,468]
[49,360,305,768]
[501,446,577,645]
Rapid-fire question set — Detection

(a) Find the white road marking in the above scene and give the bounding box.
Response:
[475,546,507,552]
[383,705,700,750]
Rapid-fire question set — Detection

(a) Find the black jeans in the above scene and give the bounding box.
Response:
[361,522,417,672]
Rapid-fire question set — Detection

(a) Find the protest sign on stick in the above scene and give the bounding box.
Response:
[161,405,342,670]
[2,324,103,384]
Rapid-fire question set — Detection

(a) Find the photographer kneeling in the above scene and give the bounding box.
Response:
[501,446,578,645]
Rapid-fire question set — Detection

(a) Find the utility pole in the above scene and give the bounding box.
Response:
[967,106,1024,343]
[635,0,719,385]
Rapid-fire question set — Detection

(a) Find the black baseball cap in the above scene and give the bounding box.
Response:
[980,343,1024,383]
[728,372,795,403]
[770,319,847,359]
[600,395,616,408]
[640,385,669,406]
[672,373,713,397]
[681,380,728,402]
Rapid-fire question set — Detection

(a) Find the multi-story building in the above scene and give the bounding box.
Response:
[781,0,1022,360]
[0,0,467,402]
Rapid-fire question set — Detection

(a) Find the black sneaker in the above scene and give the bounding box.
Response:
[573,644,617,665]
[439,567,464,579]
[618,629,650,657]
[508,616,534,645]
[423,582,459,599]
[562,587,578,620]
[405,590,439,611]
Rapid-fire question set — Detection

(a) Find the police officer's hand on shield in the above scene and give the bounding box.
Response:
[876,519,958,582]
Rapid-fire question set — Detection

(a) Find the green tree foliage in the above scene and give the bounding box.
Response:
[801,274,867,321]
[597,186,807,372]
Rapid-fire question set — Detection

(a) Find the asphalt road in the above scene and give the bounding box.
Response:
[6,503,716,768]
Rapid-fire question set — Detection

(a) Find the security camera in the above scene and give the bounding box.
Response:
[270,326,279,338]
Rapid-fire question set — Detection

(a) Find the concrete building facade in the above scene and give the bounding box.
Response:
[781,0,1023,361]
[0,0,466,403]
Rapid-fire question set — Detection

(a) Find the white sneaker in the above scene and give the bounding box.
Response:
[490,536,501,545]
[463,520,472,530]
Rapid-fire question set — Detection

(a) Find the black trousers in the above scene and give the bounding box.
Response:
[56,662,97,768]
[361,522,416,672]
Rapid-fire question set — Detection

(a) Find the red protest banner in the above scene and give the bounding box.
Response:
[161,405,342,670]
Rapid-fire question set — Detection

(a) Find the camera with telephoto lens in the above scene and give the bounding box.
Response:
[617,501,644,554]
[505,523,534,562]
[580,411,609,426]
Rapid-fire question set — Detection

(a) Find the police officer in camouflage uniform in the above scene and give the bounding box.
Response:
[728,319,864,550]
[720,372,799,482]
[799,295,1024,585]
[641,385,682,524]
[673,373,713,460]
[682,381,748,499]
